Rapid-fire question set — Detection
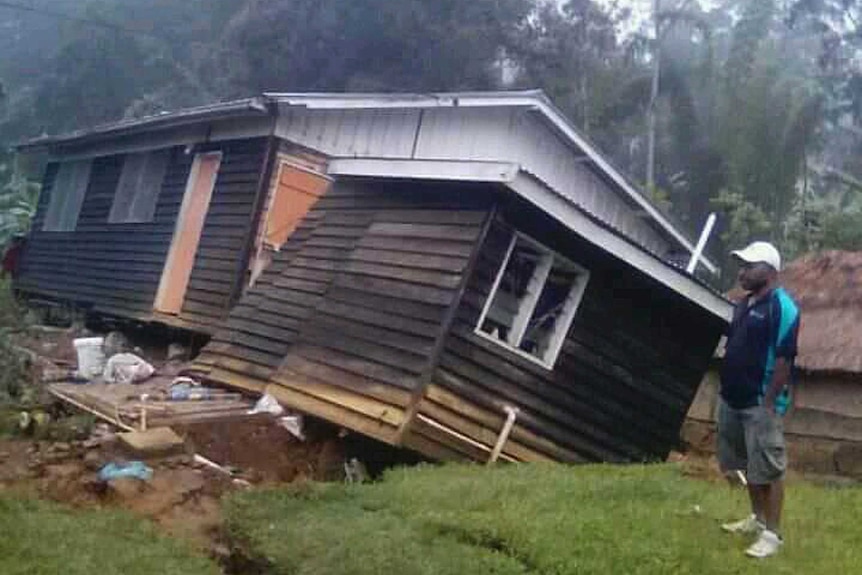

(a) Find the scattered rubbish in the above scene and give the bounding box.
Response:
[167,343,190,362]
[193,454,252,487]
[344,457,369,484]
[279,414,305,440]
[73,337,106,379]
[102,331,132,359]
[249,393,285,416]
[103,353,155,384]
[169,381,215,401]
[98,461,153,482]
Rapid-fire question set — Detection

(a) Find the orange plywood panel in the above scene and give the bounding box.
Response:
[154,152,222,314]
[264,163,329,249]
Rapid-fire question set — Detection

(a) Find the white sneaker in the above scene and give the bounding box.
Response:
[721,514,764,534]
[745,530,783,559]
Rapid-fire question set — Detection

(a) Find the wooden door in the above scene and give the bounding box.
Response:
[264,163,329,249]
[154,152,222,314]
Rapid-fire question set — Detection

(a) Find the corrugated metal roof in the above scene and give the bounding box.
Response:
[17,97,271,150]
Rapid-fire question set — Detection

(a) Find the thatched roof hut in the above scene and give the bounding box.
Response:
[779,250,862,374]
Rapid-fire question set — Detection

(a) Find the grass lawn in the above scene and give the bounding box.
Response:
[225,463,861,574]
[0,496,219,575]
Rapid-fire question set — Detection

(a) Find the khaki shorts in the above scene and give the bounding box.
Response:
[717,400,786,484]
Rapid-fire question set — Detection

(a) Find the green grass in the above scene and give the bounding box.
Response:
[225,463,861,575]
[0,496,219,575]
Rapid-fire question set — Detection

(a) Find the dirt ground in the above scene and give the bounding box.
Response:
[0,415,349,553]
[0,323,353,557]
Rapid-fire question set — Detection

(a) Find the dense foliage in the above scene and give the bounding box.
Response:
[2,1,862,275]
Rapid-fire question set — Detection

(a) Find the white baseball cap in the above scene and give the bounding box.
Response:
[731,241,781,271]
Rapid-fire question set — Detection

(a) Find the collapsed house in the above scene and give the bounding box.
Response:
[16,91,732,463]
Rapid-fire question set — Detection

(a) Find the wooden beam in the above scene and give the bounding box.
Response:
[395,203,498,443]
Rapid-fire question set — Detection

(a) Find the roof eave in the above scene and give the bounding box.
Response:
[16,97,273,152]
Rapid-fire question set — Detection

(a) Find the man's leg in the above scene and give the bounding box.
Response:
[762,479,784,533]
[718,401,763,533]
[743,408,787,558]
[748,484,766,525]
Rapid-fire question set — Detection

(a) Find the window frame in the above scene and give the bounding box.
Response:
[42,160,93,232]
[473,231,590,370]
[108,150,170,224]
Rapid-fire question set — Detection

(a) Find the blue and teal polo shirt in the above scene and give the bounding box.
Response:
[720,287,801,415]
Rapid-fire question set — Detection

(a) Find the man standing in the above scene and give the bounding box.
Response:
[718,241,800,559]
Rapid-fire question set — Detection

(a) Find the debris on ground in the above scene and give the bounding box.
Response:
[98,460,154,481]
[0,321,416,558]
[103,353,155,384]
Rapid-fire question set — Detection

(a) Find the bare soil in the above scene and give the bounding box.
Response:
[0,415,349,553]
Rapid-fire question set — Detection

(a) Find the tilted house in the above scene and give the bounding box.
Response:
[17,91,732,463]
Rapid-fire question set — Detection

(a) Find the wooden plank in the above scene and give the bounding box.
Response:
[437,355,642,460]
[331,274,454,307]
[326,286,446,323]
[299,327,428,378]
[357,236,474,258]
[401,431,471,462]
[372,209,487,225]
[263,383,400,445]
[313,299,439,338]
[275,353,413,406]
[416,399,556,463]
[367,222,481,242]
[342,260,462,290]
[423,383,587,463]
[350,247,467,273]
[306,313,435,357]
[291,344,420,391]
[433,362,638,461]
[205,366,269,393]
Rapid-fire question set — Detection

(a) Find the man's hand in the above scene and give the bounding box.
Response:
[765,358,791,414]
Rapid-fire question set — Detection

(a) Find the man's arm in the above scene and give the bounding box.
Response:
[765,293,800,413]
[763,358,791,412]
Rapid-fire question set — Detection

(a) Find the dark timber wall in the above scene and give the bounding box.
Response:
[408,194,727,463]
[17,138,268,333]
[195,179,495,445]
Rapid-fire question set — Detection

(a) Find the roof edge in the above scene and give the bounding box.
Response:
[16,97,272,151]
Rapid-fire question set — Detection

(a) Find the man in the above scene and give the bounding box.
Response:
[718,241,800,559]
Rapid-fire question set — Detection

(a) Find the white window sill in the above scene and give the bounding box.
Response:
[472,328,555,371]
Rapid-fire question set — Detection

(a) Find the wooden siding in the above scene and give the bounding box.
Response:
[176,139,269,331]
[195,179,495,445]
[17,138,269,333]
[406,195,726,464]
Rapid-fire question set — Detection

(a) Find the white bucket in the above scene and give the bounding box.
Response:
[73,337,106,380]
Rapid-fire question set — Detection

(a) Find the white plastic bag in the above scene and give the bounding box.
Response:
[248,393,285,416]
[103,353,155,384]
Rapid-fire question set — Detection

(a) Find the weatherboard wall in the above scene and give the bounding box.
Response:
[195,178,495,446]
[407,195,726,464]
[17,138,269,332]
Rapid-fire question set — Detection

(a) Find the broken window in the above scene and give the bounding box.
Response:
[476,233,589,368]
[42,160,92,232]
[109,150,170,223]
